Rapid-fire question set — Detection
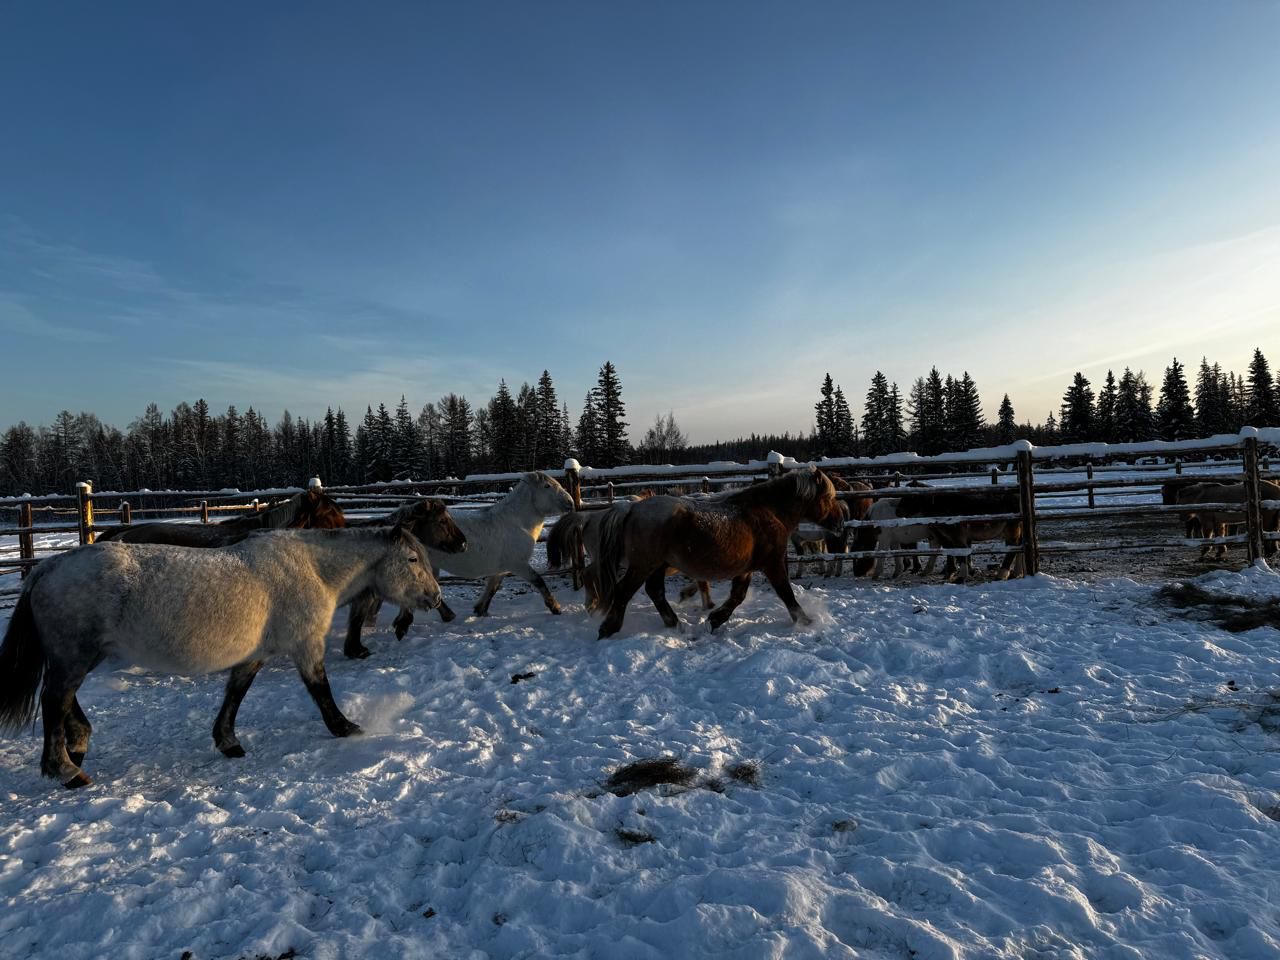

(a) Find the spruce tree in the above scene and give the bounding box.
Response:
[832,385,856,456]
[1096,371,1118,443]
[1156,358,1195,441]
[1246,348,1279,426]
[862,372,890,456]
[1058,373,1095,444]
[814,373,836,457]
[996,394,1016,444]
[393,396,420,478]
[948,373,984,451]
[487,380,519,472]
[595,362,630,467]
[576,390,600,465]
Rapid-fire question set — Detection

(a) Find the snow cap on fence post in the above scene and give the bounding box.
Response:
[308,477,323,491]
[563,458,581,473]
[767,450,785,479]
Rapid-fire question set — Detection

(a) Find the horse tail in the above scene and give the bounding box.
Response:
[593,507,631,611]
[0,589,45,734]
[546,512,585,570]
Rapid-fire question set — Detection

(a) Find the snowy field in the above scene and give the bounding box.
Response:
[4,563,1280,959]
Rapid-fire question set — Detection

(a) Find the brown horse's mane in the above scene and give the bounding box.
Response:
[720,469,834,509]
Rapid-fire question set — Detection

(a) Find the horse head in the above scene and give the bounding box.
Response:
[796,467,840,528]
[407,499,467,554]
[377,525,442,611]
[524,471,576,515]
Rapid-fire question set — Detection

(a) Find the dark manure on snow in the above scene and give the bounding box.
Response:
[616,827,658,846]
[1156,582,1280,632]
[605,757,698,796]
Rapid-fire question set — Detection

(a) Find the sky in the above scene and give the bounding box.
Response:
[1,1,1279,443]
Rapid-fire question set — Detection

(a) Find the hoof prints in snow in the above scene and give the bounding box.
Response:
[3,571,1280,958]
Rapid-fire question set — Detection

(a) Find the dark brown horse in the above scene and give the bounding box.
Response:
[592,467,840,638]
[893,489,1024,581]
[1160,477,1233,540]
[342,499,468,658]
[94,488,346,546]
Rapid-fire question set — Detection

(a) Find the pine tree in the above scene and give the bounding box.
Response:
[439,394,473,478]
[1095,371,1118,443]
[947,373,984,451]
[416,402,443,480]
[486,380,520,472]
[534,370,563,469]
[1156,358,1195,441]
[996,394,1017,444]
[220,405,243,487]
[862,372,891,457]
[1246,348,1279,426]
[575,390,600,465]
[1114,368,1153,442]
[332,408,353,483]
[832,386,856,456]
[595,362,629,467]
[886,382,906,452]
[1058,373,1095,444]
[393,395,420,479]
[814,373,836,457]
[920,368,947,455]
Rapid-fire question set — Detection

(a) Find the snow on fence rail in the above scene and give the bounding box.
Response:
[3,427,1278,586]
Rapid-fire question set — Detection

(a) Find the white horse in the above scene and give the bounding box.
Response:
[0,526,441,790]
[869,498,936,578]
[428,471,575,620]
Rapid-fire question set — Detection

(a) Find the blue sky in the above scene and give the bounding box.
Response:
[2,1,1278,441]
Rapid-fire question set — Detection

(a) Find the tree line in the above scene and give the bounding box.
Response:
[0,363,635,496]
[2,348,1277,497]
[809,347,1278,459]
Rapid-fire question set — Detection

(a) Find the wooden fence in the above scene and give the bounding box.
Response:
[3,429,1278,591]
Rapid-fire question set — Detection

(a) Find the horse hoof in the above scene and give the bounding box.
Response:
[394,629,408,642]
[344,645,371,660]
[548,604,562,615]
[335,722,363,738]
[439,607,456,623]
[220,744,246,758]
[63,771,93,790]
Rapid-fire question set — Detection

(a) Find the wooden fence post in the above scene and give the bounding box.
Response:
[1242,435,1265,565]
[701,476,711,495]
[200,500,210,524]
[893,471,902,488]
[1174,459,1183,476]
[607,482,615,504]
[121,501,132,525]
[76,481,95,545]
[1016,449,1039,576]
[990,467,999,485]
[18,500,34,578]
[1086,461,1095,509]
[564,459,584,589]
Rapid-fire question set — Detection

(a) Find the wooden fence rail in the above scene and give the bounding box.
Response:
[3,430,1278,588]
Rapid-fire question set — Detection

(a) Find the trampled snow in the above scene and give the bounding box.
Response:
[3,566,1280,959]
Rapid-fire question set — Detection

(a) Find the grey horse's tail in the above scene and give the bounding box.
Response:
[593,507,631,612]
[546,512,587,571]
[0,590,44,733]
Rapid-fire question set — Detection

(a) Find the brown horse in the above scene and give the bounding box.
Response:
[1175,480,1280,559]
[547,495,715,614]
[342,499,468,658]
[94,488,346,546]
[1161,477,1233,540]
[893,489,1024,581]
[593,467,840,638]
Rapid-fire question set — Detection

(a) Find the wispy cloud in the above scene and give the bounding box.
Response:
[0,293,111,344]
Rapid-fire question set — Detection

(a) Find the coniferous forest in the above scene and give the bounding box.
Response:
[2,349,1276,497]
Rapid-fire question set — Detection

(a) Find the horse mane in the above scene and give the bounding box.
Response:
[723,468,834,508]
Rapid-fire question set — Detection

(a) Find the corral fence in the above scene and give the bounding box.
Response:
[3,428,1278,593]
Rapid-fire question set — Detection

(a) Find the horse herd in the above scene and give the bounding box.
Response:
[0,466,1272,791]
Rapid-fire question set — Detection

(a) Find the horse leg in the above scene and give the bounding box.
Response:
[699,581,713,610]
[212,659,265,757]
[40,666,92,788]
[643,568,680,629]
[393,608,415,640]
[598,566,656,639]
[429,563,457,621]
[521,566,562,615]
[295,658,361,738]
[64,696,92,768]
[344,589,381,659]
[474,575,504,616]
[708,573,753,631]
[762,560,814,626]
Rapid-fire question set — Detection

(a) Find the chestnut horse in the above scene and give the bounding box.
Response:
[592,467,840,638]
[94,488,346,546]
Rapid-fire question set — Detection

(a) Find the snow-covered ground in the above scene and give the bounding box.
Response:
[3,564,1280,959]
